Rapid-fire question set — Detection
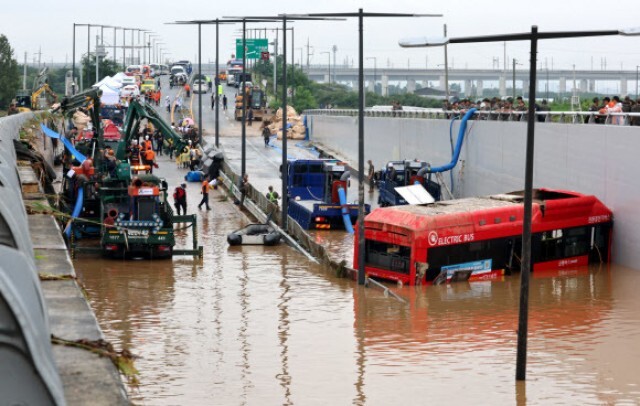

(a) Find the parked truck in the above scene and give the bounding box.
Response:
[286,159,370,230]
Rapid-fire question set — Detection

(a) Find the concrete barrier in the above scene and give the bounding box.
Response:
[0,113,66,404]
[307,114,640,270]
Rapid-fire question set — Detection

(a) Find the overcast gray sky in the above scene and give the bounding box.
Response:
[4,0,640,72]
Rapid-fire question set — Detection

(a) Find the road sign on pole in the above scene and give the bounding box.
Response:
[261,51,270,61]
[236,38,269,59]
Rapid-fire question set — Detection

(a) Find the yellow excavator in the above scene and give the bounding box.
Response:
[15,68,58,112]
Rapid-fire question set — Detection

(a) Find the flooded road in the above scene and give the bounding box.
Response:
[73,77,640,404]
[74,160,640,405]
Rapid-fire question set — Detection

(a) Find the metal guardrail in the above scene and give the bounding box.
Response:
[304,108,640,125]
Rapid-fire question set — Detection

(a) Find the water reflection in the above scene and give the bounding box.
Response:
[277,252,292,405]
[75,214,640,405]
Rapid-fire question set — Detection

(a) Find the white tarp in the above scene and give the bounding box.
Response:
[99,84,120,105]
[395,184,435,205]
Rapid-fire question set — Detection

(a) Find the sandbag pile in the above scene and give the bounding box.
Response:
[266,106,306,140]
[72,110,91,131]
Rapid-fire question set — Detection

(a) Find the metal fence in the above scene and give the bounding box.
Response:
[219,159,350,274]
[304,108,640,125]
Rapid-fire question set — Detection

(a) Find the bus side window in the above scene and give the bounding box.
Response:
[564,227,590,258]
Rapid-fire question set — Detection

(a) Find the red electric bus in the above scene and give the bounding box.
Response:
[355,188,613,285]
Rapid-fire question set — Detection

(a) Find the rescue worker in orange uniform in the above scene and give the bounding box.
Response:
[143,148,156,174]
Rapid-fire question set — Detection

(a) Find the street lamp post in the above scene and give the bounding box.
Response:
[513,58,522,100]
[72,23,90,94]
[223,15,339,230]
[400,24,640,381]
[636,65,639,98]
[305,10,441,286]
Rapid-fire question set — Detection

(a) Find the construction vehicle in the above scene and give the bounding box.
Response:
[50,88,201,258]
[286,159,370,230]
[234,85,267,121]
[377,160,442,207]
[15,68,58,112]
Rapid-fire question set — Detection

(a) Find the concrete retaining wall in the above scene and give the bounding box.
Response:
[307,115,640,269]
[0,113,128,404]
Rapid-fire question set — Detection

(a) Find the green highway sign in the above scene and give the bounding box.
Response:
[235,38,269,60]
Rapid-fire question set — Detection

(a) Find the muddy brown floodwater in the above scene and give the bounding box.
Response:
[73,154,640,405]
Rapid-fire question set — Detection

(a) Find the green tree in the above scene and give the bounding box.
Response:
[0,34,20,109]
[80,55,121,87]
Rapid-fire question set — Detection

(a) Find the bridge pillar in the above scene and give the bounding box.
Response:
[621,78,628,95]
[367,80,375,93]
[438,75,446,91]
[499,75,506,98]
[407,78,416,93]
[559,77,567,95]
[464,79,473,98]
[324,73,330,83]
[522,80,529,97]
[476,80,483,98]
[589,79,595,93]
[580,79,588,94]
[381,74,389,96]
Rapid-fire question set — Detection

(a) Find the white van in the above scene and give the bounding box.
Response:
[121,76,136,87]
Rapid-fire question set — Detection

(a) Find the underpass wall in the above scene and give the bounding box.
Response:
[307,115,640,269]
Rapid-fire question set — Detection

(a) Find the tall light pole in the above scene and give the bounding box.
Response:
[270,39,278,98]
[366,56,377,94]
[72,23,90,94]
[444,24,449,101]
[321,51,330,84]
[401,24,640,382]
[143,31,153,63]
[306,9,441,286]
[224,15,339,230]
[636,65,639,98]
[513,58,522,99]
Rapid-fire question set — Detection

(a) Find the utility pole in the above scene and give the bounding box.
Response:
[306,37,310,72]
[444,24,449,101]
[332,44,338,84]
[23,52,27,89]
[96,35,100,84]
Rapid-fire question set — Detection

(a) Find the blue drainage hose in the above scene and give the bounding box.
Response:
[337,186,354,234]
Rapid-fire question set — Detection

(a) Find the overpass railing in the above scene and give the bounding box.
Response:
[304,108,640,125]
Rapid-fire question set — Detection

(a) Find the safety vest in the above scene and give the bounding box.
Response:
[267,191,278,203]
[144,149,155,161]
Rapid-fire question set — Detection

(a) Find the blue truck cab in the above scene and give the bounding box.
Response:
[377,160,442,207]
[286,159,370,230]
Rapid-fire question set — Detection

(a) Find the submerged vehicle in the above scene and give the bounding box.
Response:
[101,175,176,258]
[356,188,613,285]
[286,159,370,230]
[227,223,281,246]
[377,160,442,206]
